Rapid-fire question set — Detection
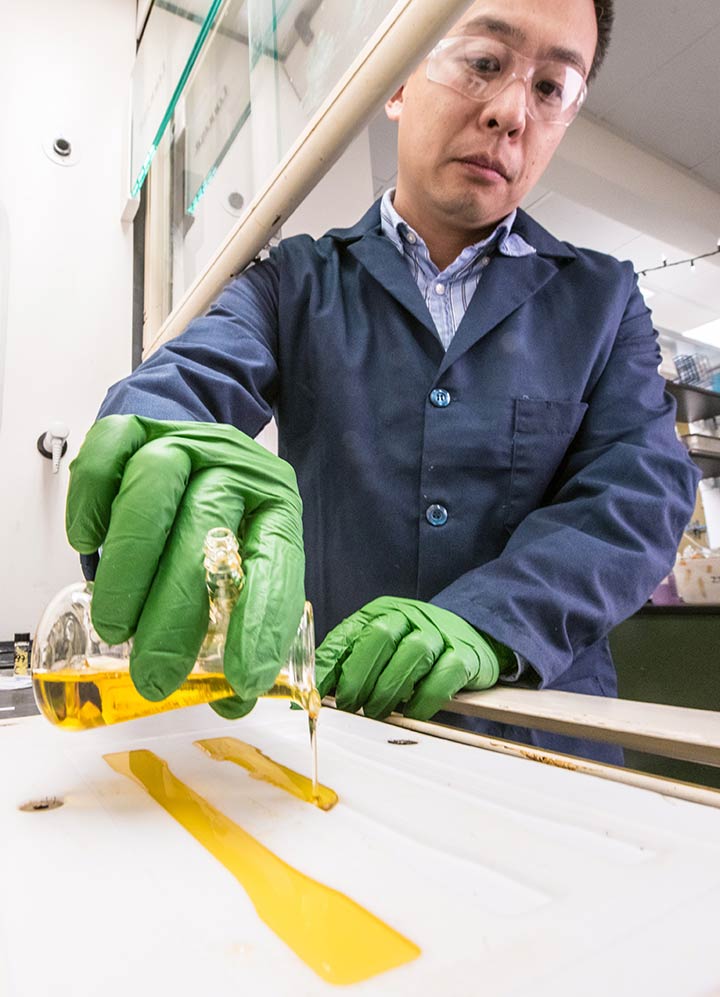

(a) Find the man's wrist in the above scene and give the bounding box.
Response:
[480,633,517,674]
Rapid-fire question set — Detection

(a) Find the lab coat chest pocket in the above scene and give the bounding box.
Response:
[505,398,588,531]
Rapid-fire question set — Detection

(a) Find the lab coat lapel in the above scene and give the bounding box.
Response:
[437,250,566,376]
[347,234,439,340]
[327,201,577,367]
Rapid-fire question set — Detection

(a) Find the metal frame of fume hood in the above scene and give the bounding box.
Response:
[323,689,720,810]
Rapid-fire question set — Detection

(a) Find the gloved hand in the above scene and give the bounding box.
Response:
[66,415,305,718]
[315,597,513,722]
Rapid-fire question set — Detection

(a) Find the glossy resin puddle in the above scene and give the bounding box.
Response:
[195,736,338,810]
[104,749,420,985]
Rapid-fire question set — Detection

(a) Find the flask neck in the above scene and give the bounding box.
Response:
[197,528,244,672]
[204,527,244,604]
[204,527,243,575]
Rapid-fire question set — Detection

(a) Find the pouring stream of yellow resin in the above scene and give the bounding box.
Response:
[104,750,420,985]
[195,737,337,811]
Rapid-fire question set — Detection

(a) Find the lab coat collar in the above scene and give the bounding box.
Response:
[325,200,576,261]
[325,200,577,364]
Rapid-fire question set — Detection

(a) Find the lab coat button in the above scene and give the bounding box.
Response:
[426,504,448,527]
[429,388,451,408]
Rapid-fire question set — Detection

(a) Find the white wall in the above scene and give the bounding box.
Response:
[0,0,136,637]
[543,116,720,261]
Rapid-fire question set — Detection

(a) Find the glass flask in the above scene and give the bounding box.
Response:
[31,527,319,731]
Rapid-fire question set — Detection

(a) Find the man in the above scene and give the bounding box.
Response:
[67,0,699,762]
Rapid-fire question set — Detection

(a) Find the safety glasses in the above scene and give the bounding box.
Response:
[426,34,588,127]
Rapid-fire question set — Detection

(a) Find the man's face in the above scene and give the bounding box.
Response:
[386,0,598,235]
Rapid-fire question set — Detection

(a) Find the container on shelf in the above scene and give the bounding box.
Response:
[674,553,720,605]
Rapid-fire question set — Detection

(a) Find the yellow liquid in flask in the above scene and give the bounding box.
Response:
[105,749,420,985]
[33,666,320,731]
[33,666,225,730]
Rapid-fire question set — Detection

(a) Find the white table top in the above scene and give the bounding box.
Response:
[2,700,719,996]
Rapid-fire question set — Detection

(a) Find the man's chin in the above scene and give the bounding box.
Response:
[438,190,513,234]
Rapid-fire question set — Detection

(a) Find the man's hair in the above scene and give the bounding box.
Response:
[589,2,614,82]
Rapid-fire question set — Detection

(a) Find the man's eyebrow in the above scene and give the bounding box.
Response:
[457,16,588,77]
[544,45,588,77]
[458,16,526,44]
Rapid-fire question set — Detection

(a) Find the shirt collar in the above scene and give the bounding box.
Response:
[379,187,535,272]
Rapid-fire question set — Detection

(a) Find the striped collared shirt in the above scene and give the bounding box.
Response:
[380,189,537,684]
[380,187,535,350]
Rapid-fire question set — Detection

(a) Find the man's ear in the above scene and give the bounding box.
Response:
[385,85,405,122]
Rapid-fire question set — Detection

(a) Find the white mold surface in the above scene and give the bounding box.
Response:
[1,700,719,996]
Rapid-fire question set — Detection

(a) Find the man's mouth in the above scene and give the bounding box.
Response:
[457,155,511,181]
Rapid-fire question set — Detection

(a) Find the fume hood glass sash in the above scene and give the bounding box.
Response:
[130,1,224,200]
[141,0,473,351]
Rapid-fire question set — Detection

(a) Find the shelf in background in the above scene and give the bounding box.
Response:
[667,380,720,423]
[680,433,720,479]
[639,603,720,615]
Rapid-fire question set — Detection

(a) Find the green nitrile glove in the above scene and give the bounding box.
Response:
[315,597,513,722]
[66,415,305,717]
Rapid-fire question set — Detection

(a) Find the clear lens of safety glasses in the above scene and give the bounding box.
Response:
[426,35,587,126]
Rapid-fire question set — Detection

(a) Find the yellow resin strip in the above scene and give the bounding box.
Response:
[195,737,338,811]
[104,750,420,985]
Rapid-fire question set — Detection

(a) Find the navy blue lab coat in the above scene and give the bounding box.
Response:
[100,201,700,762]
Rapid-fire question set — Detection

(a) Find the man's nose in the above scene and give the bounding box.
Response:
[477,75,529,134]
